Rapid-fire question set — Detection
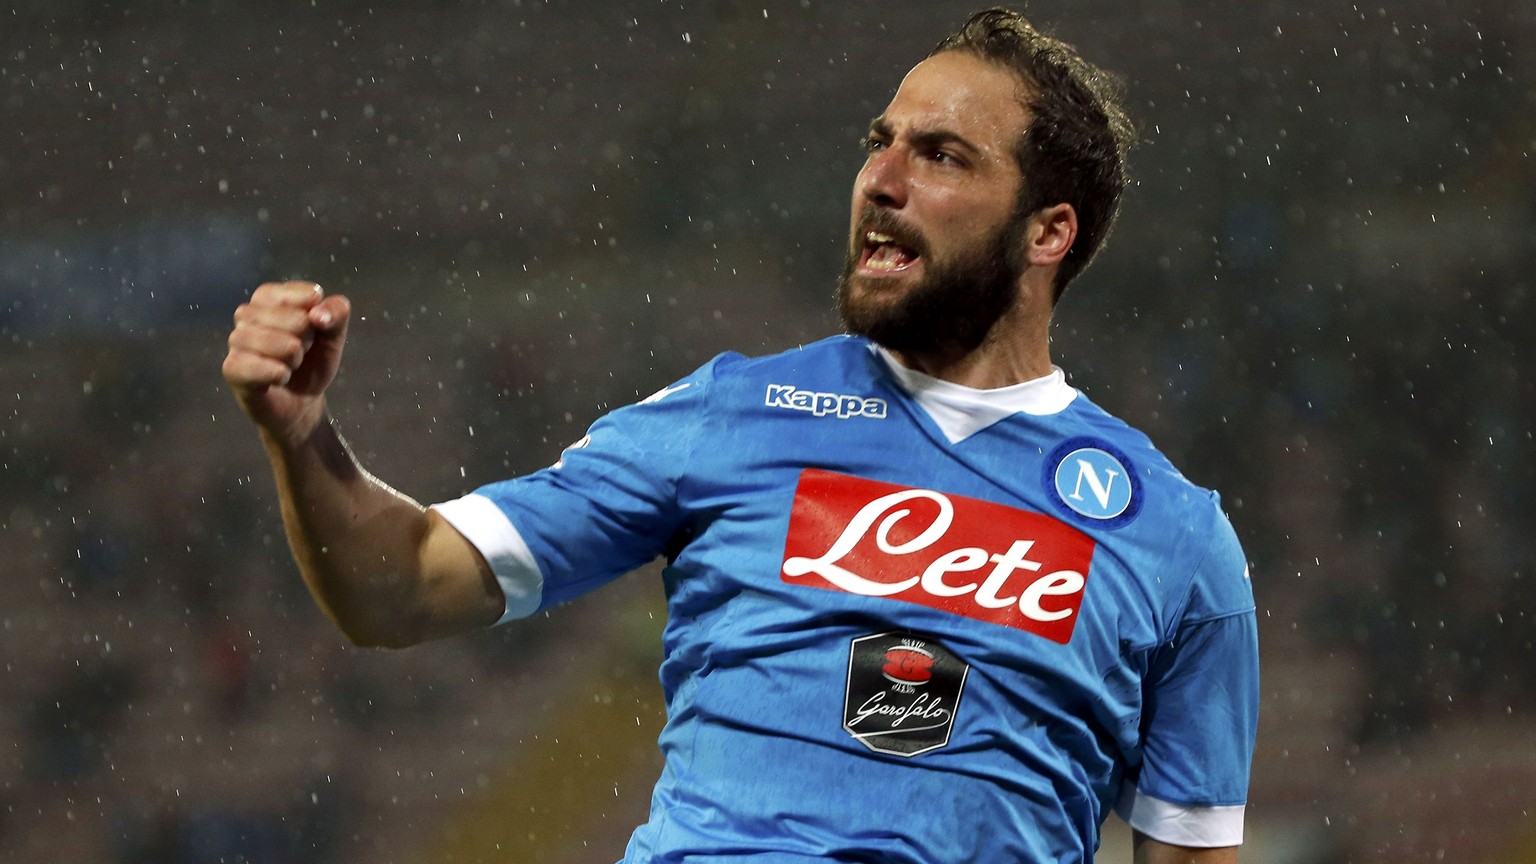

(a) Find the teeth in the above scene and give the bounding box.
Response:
[866,231,895,244]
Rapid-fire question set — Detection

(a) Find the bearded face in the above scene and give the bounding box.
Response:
[837,203,1028,357]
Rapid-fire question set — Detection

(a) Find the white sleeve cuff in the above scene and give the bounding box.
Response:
[429,493,544,626]
[1115,782,1245,847]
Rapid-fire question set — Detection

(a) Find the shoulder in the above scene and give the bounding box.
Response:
[1050,391,1225,526]
[704,335,873,382]
[1052,392,1250,618]
[618,336,875,423]
[683,336,881,402]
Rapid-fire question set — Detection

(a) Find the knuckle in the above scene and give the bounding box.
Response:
[281,335,306,365]
[252,281,317,307]
[221,352,257,384]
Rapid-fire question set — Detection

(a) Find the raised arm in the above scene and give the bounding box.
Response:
[222,281,503,647]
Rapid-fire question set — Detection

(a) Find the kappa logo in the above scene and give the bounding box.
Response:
[1046,437,1142,527]
[765,384,887,420]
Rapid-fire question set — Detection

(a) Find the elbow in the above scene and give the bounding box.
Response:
[332,610,430,650]
[341,628,421,650]
[321,570,440,649]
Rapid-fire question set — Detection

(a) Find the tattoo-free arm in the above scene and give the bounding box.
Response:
[263,416,502,648]
[224,282,503,647]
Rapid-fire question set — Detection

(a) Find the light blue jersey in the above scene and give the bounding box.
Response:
[434,336,1258,863]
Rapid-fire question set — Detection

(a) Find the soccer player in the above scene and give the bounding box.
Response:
[223,9,1258,863]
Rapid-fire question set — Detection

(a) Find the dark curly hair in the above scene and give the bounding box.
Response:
[931,8,1135,301]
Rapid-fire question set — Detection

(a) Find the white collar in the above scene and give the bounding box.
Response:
[872,345,1078,443]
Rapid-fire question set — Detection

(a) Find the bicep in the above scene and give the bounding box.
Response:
[1133,832,1239,864]
[415,508,505,640]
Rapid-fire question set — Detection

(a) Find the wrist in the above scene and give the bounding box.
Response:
[257,399,332,457]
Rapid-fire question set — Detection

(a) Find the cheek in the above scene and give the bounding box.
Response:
[930,187,1014,234]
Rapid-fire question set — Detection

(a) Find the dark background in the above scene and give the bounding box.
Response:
[2,1,1534,861]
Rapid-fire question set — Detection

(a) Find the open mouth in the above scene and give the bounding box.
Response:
[859,231,921,273]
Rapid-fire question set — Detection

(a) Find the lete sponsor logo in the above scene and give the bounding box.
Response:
[781,469,1095,643]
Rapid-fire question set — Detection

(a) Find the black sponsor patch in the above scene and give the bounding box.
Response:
[843,632,969,757]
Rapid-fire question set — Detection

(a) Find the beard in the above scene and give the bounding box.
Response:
[837,208,1027,357]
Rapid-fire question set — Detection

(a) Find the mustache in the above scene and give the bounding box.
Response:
[854,208,928,258]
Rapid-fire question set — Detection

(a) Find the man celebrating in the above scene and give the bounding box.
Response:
[223,9,1258,863]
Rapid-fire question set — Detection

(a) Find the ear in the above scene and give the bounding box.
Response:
[1024,203,1078,268]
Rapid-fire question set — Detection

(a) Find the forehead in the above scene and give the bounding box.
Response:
[879,51,1030,153]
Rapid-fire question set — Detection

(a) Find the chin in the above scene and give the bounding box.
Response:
[847,266,923,302]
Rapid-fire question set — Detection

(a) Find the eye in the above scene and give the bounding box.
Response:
[860,135,888,153]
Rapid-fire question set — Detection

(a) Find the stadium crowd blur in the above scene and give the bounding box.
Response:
[2,1,1534,862]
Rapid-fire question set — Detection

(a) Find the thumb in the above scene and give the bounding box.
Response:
[308,294,351,337]
[294,294,352,391]
[306,294,352,361]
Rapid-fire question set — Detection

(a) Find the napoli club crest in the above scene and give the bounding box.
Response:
[843,632,969,757]
[1045,437,1142,528]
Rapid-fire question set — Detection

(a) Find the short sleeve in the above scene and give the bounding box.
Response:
[1119,506,1259,847]
[431,357,724,625]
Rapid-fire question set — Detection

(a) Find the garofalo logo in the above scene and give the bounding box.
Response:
[781,469,1095,644]
[844,632,969,757]
[765,384,887,419]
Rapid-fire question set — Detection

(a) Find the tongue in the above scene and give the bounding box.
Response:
[869,244,915,268]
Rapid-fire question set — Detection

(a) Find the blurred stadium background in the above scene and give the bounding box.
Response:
[2,0,1534,861]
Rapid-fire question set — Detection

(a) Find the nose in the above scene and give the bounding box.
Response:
[857,147,908,210]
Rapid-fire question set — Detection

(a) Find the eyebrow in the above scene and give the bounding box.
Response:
[866,117,985,159]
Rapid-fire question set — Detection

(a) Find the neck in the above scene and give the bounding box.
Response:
[884,277,1055,389]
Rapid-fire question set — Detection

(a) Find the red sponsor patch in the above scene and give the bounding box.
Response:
[882,647,935,685]
[781,469,1095,643]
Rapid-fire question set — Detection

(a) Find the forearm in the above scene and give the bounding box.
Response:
[262,411,441,647]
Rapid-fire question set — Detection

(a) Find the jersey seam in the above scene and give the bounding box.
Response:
[1158,498,1222,644]
[1178,605,1257,628]
[624,355,724,524]
[650,353,726,857]
[668,353,730,517]
[1133,787,1250,809]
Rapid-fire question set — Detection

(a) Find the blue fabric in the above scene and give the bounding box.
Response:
[467,336,1258,863]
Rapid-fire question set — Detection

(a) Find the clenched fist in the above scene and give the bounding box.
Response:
[222,281,352,448]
